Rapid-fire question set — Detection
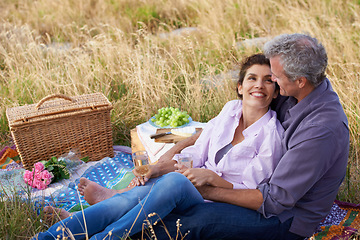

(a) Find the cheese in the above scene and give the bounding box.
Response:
[171,126,196,137]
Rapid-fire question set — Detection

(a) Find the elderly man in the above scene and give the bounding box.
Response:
[141,33,349,240]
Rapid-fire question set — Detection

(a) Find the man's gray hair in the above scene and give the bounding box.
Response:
[263,33,328,87]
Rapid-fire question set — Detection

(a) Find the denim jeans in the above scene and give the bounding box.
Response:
[133,202,305,240]
[33,172,204,240]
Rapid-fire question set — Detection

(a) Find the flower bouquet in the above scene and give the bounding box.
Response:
[23,162,53,190]
[23,149,88,190]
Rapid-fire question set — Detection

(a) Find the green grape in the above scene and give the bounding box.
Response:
[152,107,191,127]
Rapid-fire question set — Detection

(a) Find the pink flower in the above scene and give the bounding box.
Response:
[23,163,53,189]
[34,162,45,173]
[40,170,52,186]
[41,170,52,180]
[23,170,33,182]
[36,181,46,190]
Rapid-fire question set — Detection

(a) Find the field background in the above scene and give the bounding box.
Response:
[0,0,359,237]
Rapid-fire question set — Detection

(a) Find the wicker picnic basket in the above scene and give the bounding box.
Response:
[6,93,114,170]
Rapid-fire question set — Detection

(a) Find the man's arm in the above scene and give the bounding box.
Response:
[197,185,263,210]
[258,124,348,217]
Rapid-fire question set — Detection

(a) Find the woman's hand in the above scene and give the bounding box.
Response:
[176,166,233,189]
[132,164,158,186]
[158,150,176,162]
[175,164,218,187]
[181,168,218,187]
[174,163,188,173]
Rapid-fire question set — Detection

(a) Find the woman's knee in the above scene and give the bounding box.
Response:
[159,172,190,188]
[152,172,196,200]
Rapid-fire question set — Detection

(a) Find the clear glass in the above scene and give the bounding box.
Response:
[132,150,150,176]
[177,153,193,168]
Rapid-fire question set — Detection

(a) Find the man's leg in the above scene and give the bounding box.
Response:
[135,202,304,240]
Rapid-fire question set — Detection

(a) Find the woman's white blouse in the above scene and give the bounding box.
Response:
[181,100,284,189]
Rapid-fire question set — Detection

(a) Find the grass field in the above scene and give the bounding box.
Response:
[0,0,360,238]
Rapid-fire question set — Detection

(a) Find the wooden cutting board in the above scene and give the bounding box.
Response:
[154,128,202,143]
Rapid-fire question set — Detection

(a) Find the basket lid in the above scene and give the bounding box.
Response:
[6,92,112,127]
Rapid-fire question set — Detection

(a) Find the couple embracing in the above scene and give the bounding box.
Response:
[34,33,349,240]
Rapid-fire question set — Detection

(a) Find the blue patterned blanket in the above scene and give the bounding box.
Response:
[33,151,134,212]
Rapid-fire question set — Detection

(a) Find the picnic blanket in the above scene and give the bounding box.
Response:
[0,146,359,239]
[310,200,360,239]
[0,146,135,212]
[0,145,20,169]
[32,150,135,213]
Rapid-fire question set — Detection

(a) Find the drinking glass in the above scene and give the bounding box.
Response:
[177,153,193,168]
[132,150,150,176]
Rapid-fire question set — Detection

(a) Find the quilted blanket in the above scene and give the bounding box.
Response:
[33,151,135,212]
[0,146,359,239]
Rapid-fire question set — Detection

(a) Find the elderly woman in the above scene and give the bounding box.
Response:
[33,53,284,240]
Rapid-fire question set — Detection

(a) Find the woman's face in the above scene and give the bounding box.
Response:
[238,64,278,112]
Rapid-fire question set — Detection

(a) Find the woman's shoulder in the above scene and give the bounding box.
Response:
[217,100,242,116]
[210,100,242,123]
[222,99,242,110]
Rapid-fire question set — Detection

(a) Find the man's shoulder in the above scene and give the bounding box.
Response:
[288,79,347,125]
[308,82,348,126]
[289,84,348,141]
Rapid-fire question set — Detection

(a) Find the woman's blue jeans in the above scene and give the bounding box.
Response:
[33,172,204,240]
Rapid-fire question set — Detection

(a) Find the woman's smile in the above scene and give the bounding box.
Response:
[250,91,266,98]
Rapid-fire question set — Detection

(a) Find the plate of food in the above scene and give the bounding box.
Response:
[149,107,192,128]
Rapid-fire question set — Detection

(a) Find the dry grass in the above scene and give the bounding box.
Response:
[0,184,52,239]
[0,0,359,238]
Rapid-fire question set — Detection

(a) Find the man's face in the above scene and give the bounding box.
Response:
[270,56,299,97]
